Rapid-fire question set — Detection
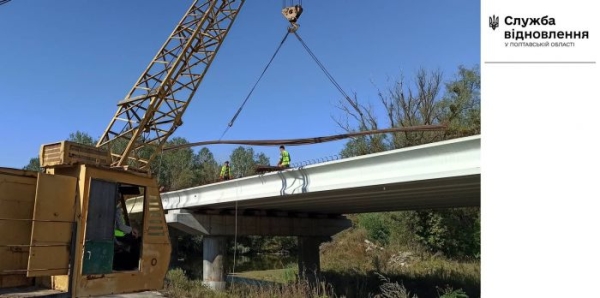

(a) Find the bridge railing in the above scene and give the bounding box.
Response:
[290,154,343,168]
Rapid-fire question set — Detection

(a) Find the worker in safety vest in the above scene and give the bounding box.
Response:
[278,145,291,168]
[115,200,139,240]
[114,197,140,270]
[220,161,231,180]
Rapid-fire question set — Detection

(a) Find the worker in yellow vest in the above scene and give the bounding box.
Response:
[220,161,231,180]
[114,197,141,270]
[115,203,139,239]
[278,145,291,168]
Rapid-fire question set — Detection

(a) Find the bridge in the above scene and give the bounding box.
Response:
[128,135,481,289]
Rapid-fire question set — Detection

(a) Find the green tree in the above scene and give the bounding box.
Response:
[438,65,481,139]
[229,146,270,178]
[255,152,270,167]
[68,131,96,145]
[195,147,220,185]
[151,137,197,190]
[335,65,480,156]
[358,212,391,245]
[404,208,480,258]
[23,157,41,172]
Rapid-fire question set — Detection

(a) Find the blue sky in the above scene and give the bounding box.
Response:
[0,0,480,168]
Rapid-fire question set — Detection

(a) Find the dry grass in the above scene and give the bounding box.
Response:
[319,227,480,298]
[164,268,336,298]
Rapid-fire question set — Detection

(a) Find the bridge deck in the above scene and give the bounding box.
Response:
[128,135,481,215]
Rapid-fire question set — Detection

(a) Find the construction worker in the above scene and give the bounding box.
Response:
[114,196,140,270]
[278,145,291,168]
[115,201,139,240]
[220,161,231,180]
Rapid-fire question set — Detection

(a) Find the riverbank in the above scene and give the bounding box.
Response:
[165,219,480,297]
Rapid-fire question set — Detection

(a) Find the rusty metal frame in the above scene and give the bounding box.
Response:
[97,0,245,171]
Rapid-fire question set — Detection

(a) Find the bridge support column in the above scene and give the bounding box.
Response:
[168,227,180,268]
[203,236,227,291]
[298,236,329,285]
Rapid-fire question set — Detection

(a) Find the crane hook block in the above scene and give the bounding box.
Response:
[282,5,303,25]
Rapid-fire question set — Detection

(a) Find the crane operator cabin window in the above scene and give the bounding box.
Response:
[83,180,145,274]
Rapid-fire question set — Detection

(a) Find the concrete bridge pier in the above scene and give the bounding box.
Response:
[298,236,330,285]
[202,236,227,291]
[168,227,181,268]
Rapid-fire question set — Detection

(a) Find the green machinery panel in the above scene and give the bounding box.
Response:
[82,179,118,275]
[82,240,114,275]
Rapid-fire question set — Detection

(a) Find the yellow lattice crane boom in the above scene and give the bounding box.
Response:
[97,0,245,172]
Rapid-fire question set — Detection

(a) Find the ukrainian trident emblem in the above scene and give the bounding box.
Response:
[489,15,500,30]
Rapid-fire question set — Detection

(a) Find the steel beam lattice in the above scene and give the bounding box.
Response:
[97,0,245,171]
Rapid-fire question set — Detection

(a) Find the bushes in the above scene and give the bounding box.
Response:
[357,208,480,259]
[405,209,480,259]
[358,213,392,245]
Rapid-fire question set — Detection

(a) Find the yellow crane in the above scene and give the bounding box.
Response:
[0,1,303,296]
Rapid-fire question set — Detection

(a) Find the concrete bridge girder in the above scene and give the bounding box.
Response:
[166,209,352,237]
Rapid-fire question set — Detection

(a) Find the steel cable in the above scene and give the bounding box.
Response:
[218,30,291,141]
[291,31,363,116]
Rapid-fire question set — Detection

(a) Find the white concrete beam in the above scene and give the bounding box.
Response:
[128,135,480,215]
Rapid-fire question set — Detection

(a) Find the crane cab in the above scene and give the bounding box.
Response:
[0,141,171,297]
